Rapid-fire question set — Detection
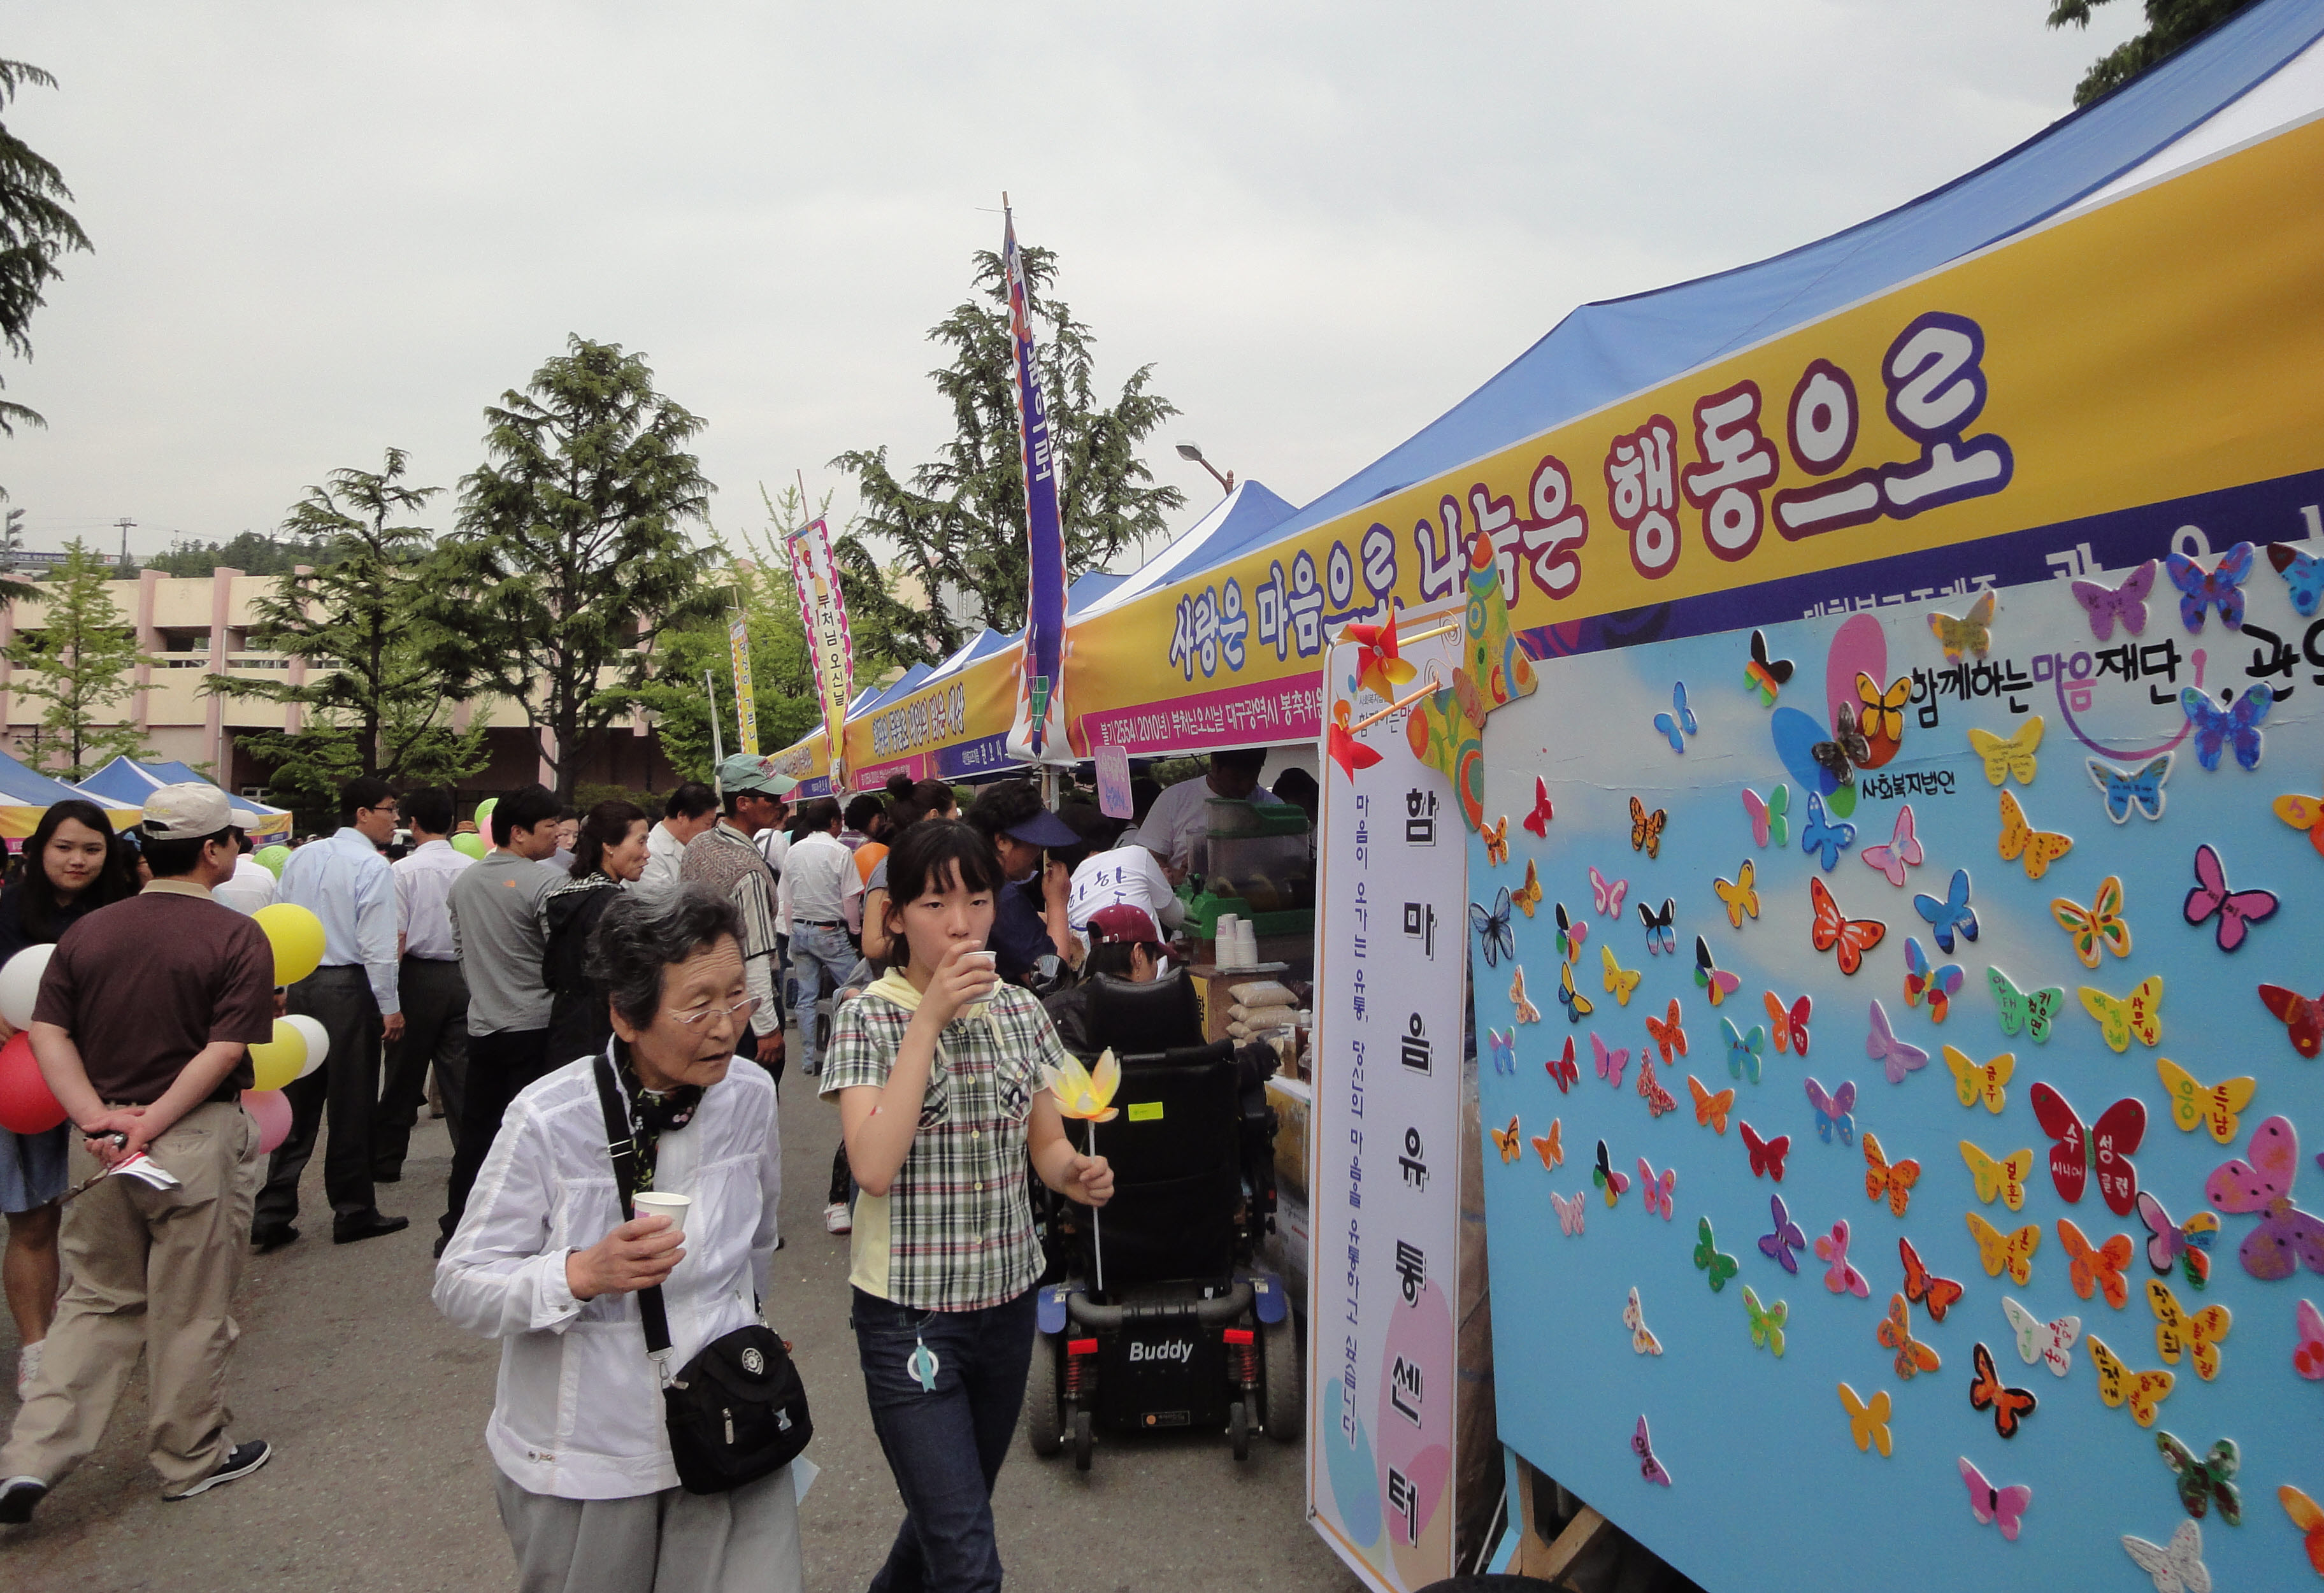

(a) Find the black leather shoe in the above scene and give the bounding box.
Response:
[333,1213,410,1245]
[251,1227,299,1254]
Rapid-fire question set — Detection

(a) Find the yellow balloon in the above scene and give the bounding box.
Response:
[247,1018,306,1092]
[253,903,327,986]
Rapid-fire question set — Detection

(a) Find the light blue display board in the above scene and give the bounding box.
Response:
[1470,548,2324,1591]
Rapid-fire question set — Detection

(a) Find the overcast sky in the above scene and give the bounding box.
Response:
[1,2,2146,568]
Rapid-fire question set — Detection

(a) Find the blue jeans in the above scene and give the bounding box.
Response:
[851,1286,1036,1593]
[789,923,854,1074]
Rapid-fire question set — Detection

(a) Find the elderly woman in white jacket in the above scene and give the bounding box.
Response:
[434,885,802,1593]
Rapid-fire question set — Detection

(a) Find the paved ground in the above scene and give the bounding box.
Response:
[0,1060,1366,1593]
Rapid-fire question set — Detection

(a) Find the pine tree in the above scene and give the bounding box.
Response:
[4,538,152,778]
[2047,0,2258,106]
[0,57,91,441]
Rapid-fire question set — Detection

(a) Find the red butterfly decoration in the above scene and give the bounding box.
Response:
[1808,878,1886,975]
[1740,1120,1790,1182]
[2260,982,2323,1059]
[1636,1054,1678,1118]
[1899,1236,1963,1323]
[1522,775,1555,839]
[2028,1082,2147,1215]
[1326,699,1383,781]
[1968,1341,2038,1439]
[1763,990,1811,1057]
[1644,998,1688,1063]
[1545,1035,1579,1093]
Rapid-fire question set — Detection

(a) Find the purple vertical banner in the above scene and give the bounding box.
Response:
[1002,204,1070,764]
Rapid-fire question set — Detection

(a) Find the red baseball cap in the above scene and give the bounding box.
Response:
[1085,904,1163,946]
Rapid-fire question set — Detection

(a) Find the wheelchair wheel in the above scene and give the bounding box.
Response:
[1228,1399,1251,1461]
[1072,1409,1094,1471]
[1262,1315,1302,1441]
[1024,1332,1063,1457]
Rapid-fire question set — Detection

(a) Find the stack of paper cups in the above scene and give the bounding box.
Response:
[1233,921,1259,969]
[1216,914,1240,966]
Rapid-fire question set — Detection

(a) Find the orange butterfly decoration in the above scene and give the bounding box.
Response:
[1644,998,1688,1063]
[1531,1117,1564,1170]
[1969,1341,2039,1438]
[1688,1075,1734,1135]
[1763,990,1811,1055]
[1482,816,1510,867]
[1490,1115,1522,1164]
[1807,878,1886,974]
[1898,1236,1962,1322]
[1876,1293,1941,1379]
[2056,1218,2134,1310]
[2279,1483,2324,1574]
[1861,1131,1919,1218]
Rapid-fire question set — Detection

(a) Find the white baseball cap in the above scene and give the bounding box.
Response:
[141,783,234,840]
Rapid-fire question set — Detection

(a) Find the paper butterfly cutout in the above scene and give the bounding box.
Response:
[1550,1189,1586,1236]
[2072,558,2156,641]
[1928,589,1997,662]
[1592,1031,1630,1090]
[1694,937,1740,1007]
[1969,1341,2039,1439]
[1637,896,1677,956]
[2183,843,2276,952]
[2079,975,2163,1053]
[2002,1296,2080,1377]
[2146,1280,2230,1382]
[1623,1285,1663,1352]
[1804,1076,1857,1146]
[1593,1138,1631,1208]
[2088,1332,2176,1427]
[1553,901,1587,961]
[2057,1217,2134,1310]
[1557,960,1593,1024]
[1688,1075,1735,1134]
[1865,999,1928,1085]
[2119,1518,2206,1593]
[1487,1029,1517,1076]
[2180,682,2274,771]
[2051,875,2130,968]
[1813,702,1872,786]
[1693,1216,1739,1291]
[1961,1139,2032,1210]
[1741,783,1790,848]
[1344,606,1418,699]
[1760,1193,1805,1273]
[2299,1297,2324,1380]
[1631,1415,1672,1487]
[2259,982,2324,1059]
[1959,1456,2032,1541]
[1800,789,1856,871]
[2166,539,2255,632]
[1969,717,2044,786]
[1720,1016,1767,1085]
[2156,1059,2254,1146]
[2156,1432,2242,1527]
[1512,858,1543,919]
[1861,804,1923,887]
[1635,1157,1677,1220]
[1808,878,1885,975]
[1481,815,1509,866]
[2275,780,2324,855]
[1635,1054,1679,1119]
[1546,1035,1580,1093]
[1856,669,1913,744]
[2283,1484,2324,1577]
[1740,1121,1790,1183]
[1745,629,1794,704]
[1878,1292,1940,1378]
[1643,998,1686,1064]
[1900,1236,1962,1322]
[1469,889,1514,968]
[1863,1131,1919,1217]
[1946,1043,2015,1113]
[1531,1118,1564,1171]
[1997,789,2073,879]
[1600,944,1642,1006]
[1909,867,1978,957]
[2204,1115,2324,1280]
[1653,680,1698,753]
[1589,864,1628,917]
[1509,967,1541,1025]
[1523,775,1555,839]
[2030,1083,2147,1213]
[1987,968,2062,1044]
[1742,1284,1786,1356]
[1763,990,1811,1056]
[1967,1211,2041,1285]
[2136,1191,2218,1291]
[1816,1218,1870,1297]
[1629,796,1667,857]
[1837,1382,1892,1457]
[2269,540,2324,615]
[2090,754,2172,822]
[1904,938,1963,1023]
[1714,861,1759,927]
[1489,1113,1522,1163]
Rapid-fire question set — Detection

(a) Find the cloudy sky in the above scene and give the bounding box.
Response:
[2,2,2144,567]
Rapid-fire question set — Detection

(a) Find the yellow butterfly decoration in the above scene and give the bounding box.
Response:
[1836,1382,1893,1457]
[1511,857,1543,918]
[2079,975,2163,1052]
[1862,1131,1919,1218]
[1531,1117,1564,1169]
[1854,671,1913,744]
[1600,943,1642,1007]
[1509,965,1542,1025]
[1714,860,1760,929]
[1959,1141,2034,1211]
[1967,715,2043,785]
[1966,1211,2040,1285]
[2274,787,2324,855]
[1559,959,1594,1020]
[2049,876,2130,968]
[1997,790,2074,880]
[2144,1278,2230,1382]
[1630,796,1667,858]
[1928,588,1998,662]
[1943,1045,2013,1113]
[2154,1058,2255,1144]
[1482,816,1510,867]
[2085,1332,2174,1426]
[1490,1114,1523,1163]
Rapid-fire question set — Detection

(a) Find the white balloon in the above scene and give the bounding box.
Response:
[283,1014,330,1078]
[0,944,54,1031]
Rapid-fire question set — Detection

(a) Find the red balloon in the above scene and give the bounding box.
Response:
[0,1030,64,1135]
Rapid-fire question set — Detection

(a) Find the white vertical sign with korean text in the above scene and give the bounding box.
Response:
[1307,608,1467,1593]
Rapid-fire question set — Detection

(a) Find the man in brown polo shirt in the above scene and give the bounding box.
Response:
[0,785,279,1522]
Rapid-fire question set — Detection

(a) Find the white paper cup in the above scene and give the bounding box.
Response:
[961,950,998,973]
[633,1191,691,1239]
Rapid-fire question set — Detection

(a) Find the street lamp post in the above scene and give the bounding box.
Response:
[1175,441,1235,497]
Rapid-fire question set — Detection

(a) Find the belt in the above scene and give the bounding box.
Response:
[796,919,846,929]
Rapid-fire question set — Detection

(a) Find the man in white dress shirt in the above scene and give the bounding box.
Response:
[373,787,473,1185]
[637,782,718,898]
[1132,747,1282,880]
[212,830,279,916]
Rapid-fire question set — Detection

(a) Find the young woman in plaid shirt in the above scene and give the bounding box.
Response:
[821,820,1112,1592]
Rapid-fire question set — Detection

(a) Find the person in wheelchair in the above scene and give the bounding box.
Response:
[1039,903,1194,1059]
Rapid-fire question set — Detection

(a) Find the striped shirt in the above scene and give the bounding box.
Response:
[678,820,782,1036]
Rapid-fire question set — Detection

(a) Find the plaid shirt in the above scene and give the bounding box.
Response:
[819,981,1065,1311]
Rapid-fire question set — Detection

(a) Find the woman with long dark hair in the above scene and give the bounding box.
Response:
[0,799,136,1398]
[540,799,650,1066]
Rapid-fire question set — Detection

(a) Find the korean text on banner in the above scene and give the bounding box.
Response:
[787,517,855,787]
[1002,205,1070,765]
[727,615,759,756]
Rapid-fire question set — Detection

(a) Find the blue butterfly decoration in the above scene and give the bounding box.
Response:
[1487,1028,1516,1075]
[1470,889,1515,968]
[2179,683,2275,771]
[1911,867,1979,954]
[2164,540,2255,632]
[1721,1016,1767,1085]
[2270,541,2324,616]
[1799,789,1856,871]
[2086,754,2171,822]
[1653,680,1698,754]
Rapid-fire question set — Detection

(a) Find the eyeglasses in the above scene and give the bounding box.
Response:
[671,996,763,1029]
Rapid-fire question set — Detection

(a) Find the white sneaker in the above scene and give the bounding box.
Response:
[823,1201,852,1235]
[14,1340,42,1402]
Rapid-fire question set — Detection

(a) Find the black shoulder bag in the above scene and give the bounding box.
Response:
[592,1056,812,1494]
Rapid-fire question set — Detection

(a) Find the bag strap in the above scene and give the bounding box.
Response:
[591,1054,673,1362]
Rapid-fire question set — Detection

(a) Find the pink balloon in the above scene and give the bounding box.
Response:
[0,1029,64,1135]
[244,1089,292,1155]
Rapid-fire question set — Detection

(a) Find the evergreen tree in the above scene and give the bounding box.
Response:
[2048,0,2258,106]
[3,538,152,778]
[0,58,90,441]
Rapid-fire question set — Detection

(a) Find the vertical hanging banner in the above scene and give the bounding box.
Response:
[727,612,759,756]
[1001,201,1071,765]
[786,517,855,789]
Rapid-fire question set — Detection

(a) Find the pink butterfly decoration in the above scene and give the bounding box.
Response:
[1815,1217,1870,1297]
[1550,1190,1587,1237]
[1958,1457,2032,1541]
[1593,1031,1631,1090]
[1865,997,1930,1085]
[1631,1415,1673,1486]
[1741,787,1775,848]
[2070,559,2156,642]
[1589,865,1628,918]
[2294,1297,2324,1379]
[1636,1157,1677,1221]
[1861,803,1923,887]
[2205,1115,2324,1280]
[2182,842,2278,953]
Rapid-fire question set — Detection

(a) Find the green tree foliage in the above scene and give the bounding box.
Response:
[146,529,341,578]
[831,244,1183,658]
[638,529,820,783]
[431,336,722,801]
[2048,0,2258,106]
[0,59,90,440]
[3,538,152,777]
